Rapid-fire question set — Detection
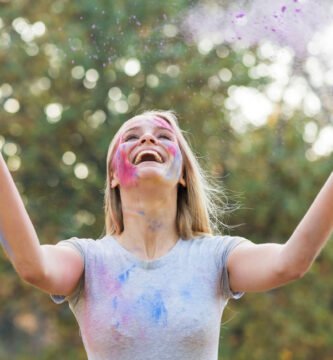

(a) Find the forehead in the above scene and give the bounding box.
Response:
[119,115,173,133]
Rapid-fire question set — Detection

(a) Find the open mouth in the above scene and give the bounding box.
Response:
[133,150,164,165]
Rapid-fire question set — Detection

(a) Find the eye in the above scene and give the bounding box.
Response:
[124,134,139,142]
[158,134,172,140]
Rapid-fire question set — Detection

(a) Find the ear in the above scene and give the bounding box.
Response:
[110,172,120,188]
[179,175,186,187]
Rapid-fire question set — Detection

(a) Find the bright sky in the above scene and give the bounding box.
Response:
[186,0,333,159]
[224,25,333,159]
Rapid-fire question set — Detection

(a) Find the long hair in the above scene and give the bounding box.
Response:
[103,110,227,239]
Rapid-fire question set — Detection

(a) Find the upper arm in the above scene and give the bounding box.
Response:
[227,241,298,293]
[29,244,84,296]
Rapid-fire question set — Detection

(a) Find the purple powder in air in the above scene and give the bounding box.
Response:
[183,0,333,57]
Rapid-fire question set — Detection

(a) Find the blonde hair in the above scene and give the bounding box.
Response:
[103,110,227,239]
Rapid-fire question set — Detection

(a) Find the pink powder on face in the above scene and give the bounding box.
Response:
[112,143,138,187]
[152,117,174,132]
[165,142,178,157]
[110,116,182,187]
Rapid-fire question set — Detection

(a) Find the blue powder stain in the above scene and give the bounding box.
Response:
[112,296,118,309]
[118,271,129,283]
[151,291,168,325]
[180,288,192,300]
[281,6,287,12]
[137,290,168,326]
[118,264,136,283]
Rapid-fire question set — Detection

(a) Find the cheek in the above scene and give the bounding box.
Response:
[165,143,178,157]
[112,144,138,187]
[165,145,183,180]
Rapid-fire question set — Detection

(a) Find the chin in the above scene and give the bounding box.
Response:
[137,169,176,186]
[138,170,165,182]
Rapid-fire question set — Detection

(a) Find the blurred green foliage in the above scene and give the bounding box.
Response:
[0,0,332,359]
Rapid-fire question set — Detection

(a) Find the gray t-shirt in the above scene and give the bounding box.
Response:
[51,235,247,360]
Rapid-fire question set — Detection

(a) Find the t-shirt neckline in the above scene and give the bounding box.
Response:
[107,235,183,269]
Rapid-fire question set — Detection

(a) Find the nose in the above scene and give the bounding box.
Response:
[140,133,157,144]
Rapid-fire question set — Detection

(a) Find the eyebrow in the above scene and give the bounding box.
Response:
[123,126,175,135]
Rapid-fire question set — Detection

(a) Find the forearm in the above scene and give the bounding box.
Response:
[0,153,44,280]
[281,172,333,274]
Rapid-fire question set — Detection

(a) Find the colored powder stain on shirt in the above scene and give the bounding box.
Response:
[112,296,118,309]
[118,271,130,283]
[235,12,245,18]
[95,261,123,294]
[281,5,287,12]
[180,288,192,300]
[151,292,168,325]
[137,290,168,326]
[118,265,136,284]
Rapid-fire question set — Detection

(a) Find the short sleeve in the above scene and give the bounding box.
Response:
[49,237,88,306]
[215,235,249,300]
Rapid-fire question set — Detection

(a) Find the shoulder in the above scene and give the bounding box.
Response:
[187,234,248,250]
[55,235,113,257]
[192,234,250,266]
[183,234,248,258]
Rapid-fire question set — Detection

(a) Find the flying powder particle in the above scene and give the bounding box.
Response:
[183,0,333,57]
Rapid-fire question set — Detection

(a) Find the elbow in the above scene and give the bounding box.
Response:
[276,261,310,283]
[17,265,46,286]
[286,267,308,282]
[276,245,313,284]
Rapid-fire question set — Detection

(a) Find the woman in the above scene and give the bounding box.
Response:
[0,110,332,360]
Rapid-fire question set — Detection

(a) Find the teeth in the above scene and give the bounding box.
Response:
[134,150,163,165]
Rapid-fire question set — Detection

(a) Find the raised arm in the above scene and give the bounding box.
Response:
[228,172,333,293]
[0,152,83,296]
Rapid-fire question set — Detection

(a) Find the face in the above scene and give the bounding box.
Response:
[110,116,185,189]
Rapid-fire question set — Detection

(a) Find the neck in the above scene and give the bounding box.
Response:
[115,184,179,260]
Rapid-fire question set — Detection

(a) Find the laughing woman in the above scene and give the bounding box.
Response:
[0,110,332,360]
